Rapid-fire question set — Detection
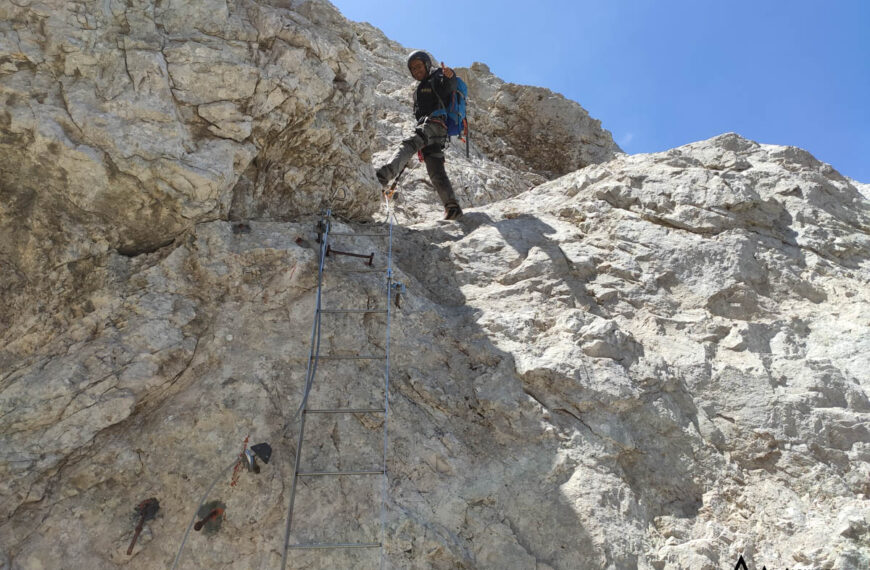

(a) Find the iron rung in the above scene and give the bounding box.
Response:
[318,355,386,360]
[326,245,374,264]
[297,470,383,477]
[305,408,385,414]
[328,268,388,274]
[330,232,389,237]
[287,542,381,550]
[320,309,388,314]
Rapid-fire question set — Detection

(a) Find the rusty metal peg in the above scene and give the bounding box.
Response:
[326,245,374,266]
[194,508,224,532]
[127,498,160,555]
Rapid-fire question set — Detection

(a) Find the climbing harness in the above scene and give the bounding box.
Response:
[280,204,401,570]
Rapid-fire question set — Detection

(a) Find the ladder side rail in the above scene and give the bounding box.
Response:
[281,211,332,570]
[281,211,398,566]
[295,212,333,419]
[379,214,397,570]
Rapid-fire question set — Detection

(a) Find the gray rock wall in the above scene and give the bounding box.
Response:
[463,61,621,179]
[1,2,867,570]
[0,0,379,337]
[1,0,618,340]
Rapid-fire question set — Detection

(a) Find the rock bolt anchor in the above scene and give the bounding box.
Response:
[127,498,160,555]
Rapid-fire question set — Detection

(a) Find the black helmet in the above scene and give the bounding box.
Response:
[406,50,431,75]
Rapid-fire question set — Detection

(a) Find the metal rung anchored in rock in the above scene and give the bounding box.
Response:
[127,498,160,555]
[326,244,374,266]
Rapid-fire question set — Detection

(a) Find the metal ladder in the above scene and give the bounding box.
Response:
[281,210,400,569]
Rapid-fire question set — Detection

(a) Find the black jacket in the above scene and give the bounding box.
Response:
[414,68,457,121]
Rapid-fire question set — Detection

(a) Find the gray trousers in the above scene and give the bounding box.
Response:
[377,118,459,207]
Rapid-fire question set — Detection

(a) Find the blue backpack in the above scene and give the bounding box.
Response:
[431,74,468,140]
[445,76,468,139]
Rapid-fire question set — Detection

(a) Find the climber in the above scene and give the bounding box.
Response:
[375,50,463,220]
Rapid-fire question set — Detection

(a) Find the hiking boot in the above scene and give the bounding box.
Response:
[443,203,463,220]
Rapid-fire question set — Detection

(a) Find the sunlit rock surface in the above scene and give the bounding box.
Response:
[1,2,868,570]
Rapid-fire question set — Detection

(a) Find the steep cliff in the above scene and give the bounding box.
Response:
[1,2,868,570]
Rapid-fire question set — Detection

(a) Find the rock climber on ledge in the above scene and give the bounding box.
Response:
[375,50,464,220]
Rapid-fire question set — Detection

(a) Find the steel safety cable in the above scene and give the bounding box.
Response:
[280,211,331,570]
[289,213,331,425]
[378,208,397,570]
[170,458,238,570]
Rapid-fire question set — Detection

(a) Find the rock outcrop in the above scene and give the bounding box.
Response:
[0,0,377,339]
[462,61,620,179]
[1,2,868,570]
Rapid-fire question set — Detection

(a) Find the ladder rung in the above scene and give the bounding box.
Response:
[318,355,386,360]
[297,470,384,477]
[330,232,390,237]
[328,268,388,274]
[320,309,388,314]
[287,542,381,550]
[305,408,385,414]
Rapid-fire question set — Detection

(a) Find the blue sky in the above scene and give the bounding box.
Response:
[331,0,869,182]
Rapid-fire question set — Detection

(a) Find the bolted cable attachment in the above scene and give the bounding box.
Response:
[243,449,258,473]
[194,502,226,534]
[243,443,273,474]
[391,282,406,309]
[127,498,160,555]
[252,442,272,463]
[315,210,331,244]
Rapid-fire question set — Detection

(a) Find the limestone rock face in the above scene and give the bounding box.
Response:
[0,0,378,334]
[0,1,619,340]
[463,61,622,179]
[1,2,869,570]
